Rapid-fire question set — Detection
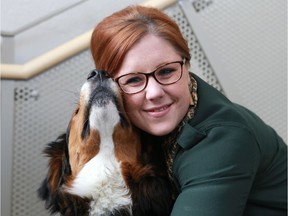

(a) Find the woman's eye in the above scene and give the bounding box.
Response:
[157,68,175,76]
[124,76,144,86]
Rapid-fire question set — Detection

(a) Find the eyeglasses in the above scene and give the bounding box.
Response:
[114,60,185,94]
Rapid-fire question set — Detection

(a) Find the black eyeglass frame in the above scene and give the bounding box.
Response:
[114,60,185,94]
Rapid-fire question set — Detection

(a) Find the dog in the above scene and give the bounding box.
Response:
[38,70,175,216]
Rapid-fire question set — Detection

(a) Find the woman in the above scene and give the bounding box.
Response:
[90,5,287,216]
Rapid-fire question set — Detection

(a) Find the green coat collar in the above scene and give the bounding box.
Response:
[177,123,206,149]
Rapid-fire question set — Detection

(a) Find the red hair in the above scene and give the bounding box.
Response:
[90,5,190,77]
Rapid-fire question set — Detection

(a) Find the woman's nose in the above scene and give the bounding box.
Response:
[145,76,165,100]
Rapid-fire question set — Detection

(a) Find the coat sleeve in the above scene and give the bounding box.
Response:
[171,125,261,216]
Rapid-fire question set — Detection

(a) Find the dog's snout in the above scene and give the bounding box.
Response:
[87,70,110,81]
[83,69,118,109]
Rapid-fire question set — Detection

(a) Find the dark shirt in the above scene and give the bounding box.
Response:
[171,74,287,216]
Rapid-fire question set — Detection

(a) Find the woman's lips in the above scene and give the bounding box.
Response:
[144,104,172,118]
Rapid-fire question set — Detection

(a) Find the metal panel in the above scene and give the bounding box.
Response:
[1,80,15,216]
[177,0,286,141]
[164,3,225,93]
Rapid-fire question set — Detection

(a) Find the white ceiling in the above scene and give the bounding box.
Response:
[2,0,84,34]
[1,0,144,63]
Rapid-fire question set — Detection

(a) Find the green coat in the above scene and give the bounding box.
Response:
[171,74,287,216]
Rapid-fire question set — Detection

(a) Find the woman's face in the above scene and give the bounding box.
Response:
[115,34,191,136]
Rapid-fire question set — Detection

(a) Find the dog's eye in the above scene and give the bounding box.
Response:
[81,119,90,139]
[74,108,79,115]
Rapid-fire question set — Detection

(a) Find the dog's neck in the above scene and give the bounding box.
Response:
[66,100,132,215]
[66,140,132,215]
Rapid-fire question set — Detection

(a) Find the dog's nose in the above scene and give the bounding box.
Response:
[87,70,110,81]
[87,70,97,80]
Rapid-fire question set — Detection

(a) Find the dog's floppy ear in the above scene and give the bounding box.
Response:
[37,133,71,213]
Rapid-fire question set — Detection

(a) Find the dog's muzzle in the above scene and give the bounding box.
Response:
[85,69,117,108]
